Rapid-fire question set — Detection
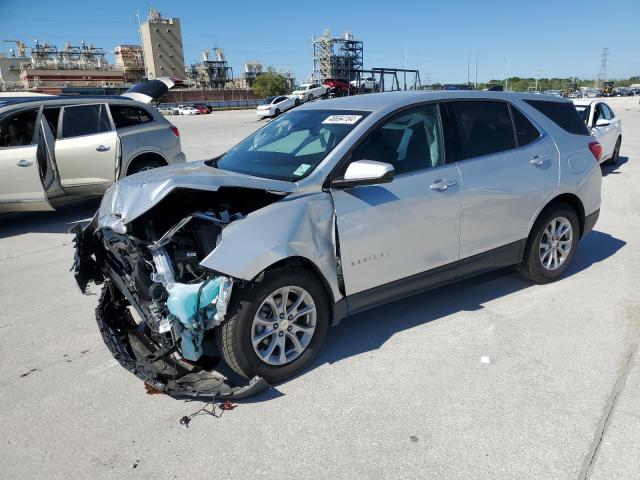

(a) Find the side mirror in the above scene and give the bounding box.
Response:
[332,160,394,188]
[595,118,610,127]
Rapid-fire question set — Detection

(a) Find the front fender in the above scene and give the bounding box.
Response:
[200,192,342,302]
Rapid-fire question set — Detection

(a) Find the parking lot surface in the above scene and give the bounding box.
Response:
[0,97,638,479]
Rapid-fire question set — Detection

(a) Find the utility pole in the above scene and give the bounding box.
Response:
[474,52,478,89]
[466,51,470,85]
[597,47,608,89]
[504,57,510,91]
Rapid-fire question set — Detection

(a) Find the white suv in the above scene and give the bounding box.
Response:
[74,91,602,399]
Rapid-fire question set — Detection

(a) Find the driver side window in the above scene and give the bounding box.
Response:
[350,104,444,175]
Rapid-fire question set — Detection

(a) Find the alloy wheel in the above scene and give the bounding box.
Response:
[251,286,316,366]
[539,217,573,271]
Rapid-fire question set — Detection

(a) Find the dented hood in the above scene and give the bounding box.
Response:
[98,160,296,231]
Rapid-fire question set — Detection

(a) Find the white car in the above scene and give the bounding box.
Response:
[256,95,297,118]
[350,77,379,92]
[157,106,177,115]
[291,83,329,102]
[573,99,622,165]
[177,105,199,115]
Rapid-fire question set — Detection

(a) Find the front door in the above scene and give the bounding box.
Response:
[0,107,53,213]
[448,100,559,261]
[55,103,117,195]
[331,103,462,306]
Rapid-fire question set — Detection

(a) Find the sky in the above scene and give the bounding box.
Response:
[1,0,638,84]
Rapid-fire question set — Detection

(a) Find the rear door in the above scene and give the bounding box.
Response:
[0,106,54,213]
[449,100,559,264]
[54,103,117,195]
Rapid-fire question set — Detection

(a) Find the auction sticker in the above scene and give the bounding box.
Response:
[293,164,311,176]
[322,114,362,125]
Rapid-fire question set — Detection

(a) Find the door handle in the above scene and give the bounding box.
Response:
[16,159,33,167]
[96,145,111,152]
[430,178,457,191]
[529,155,549,166]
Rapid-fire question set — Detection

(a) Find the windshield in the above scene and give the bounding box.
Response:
[261,96,278,105]
[213,109,369,181]
[575,105,590,124]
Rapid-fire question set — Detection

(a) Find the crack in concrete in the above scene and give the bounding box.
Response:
[578,305,640,480]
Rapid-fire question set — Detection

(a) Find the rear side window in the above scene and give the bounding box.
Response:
[0,108,39,147]
[110,105,154,128]
[511,106,541,147]
[449,101,516,160]
[62,104,111,138]
[524,100,590,135]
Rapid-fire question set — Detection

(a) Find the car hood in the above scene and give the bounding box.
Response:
[97,160,296,232]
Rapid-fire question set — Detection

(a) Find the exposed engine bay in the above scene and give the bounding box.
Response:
[73,187,285,398]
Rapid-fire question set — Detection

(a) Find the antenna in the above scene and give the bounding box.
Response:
[597,47,608,88]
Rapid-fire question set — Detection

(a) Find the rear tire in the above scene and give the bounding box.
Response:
[127,157,165,175]
[215,267,330,383]
[607,137,621,165]
[518,203,579,283]
[307,94,314,102]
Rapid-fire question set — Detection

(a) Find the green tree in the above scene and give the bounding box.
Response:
[252,68,290,97]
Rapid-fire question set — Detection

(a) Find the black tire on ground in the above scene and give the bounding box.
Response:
[295,98,301,106]
[518,203,580,283]
[127,157,166,175]
[215,267,330,383]
[274,108,281,117]
[324,89,330,98]
[607,137,621,165]
[307,94,314,102]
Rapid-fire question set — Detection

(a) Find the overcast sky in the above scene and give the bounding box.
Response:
[1,0,637,84]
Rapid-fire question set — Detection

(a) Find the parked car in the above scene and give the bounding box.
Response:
[572,99,622,165]
[0,78,186,214]
[323,78,351,96]
[292,83,330,102]
[157,105,177,115]
[350,77,379,93]
[194,104,212,114]
[73,91,602,399]
[177,105,199,115]
[256,95,297,118]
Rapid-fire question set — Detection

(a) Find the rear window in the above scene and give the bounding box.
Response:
[110,105,153,128]
[511,106,541,147]
[449,101,516,160]
[524,100,590,136]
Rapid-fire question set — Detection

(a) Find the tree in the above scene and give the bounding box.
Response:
[252,68,290,97]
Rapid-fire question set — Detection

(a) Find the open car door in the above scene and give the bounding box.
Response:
[121,77,192,104]
[0,107,54,213]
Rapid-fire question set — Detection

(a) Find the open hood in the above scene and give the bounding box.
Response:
[98,160,297,232]
[121,77,193,104]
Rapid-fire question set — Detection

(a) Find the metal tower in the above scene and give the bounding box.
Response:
[597,48,608,88]
[312,30,363,82]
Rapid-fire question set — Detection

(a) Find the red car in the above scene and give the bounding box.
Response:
[323,78,351,97]
[194,104,212,114]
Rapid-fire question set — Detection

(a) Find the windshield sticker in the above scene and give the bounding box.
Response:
[322,114,362,125]
[293,164,311,177]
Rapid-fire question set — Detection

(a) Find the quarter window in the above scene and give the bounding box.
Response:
[0,108,38,147]
[350,104,444,174]
[450,101,516,160]
[62,104,111,138]
[109,105,154,128]
[524,99,590,135]
[511,106,541,147]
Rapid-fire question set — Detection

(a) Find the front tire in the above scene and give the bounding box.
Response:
[518,203,579,283]
[215,268,330,383]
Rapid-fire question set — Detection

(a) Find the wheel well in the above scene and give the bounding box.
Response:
[260,256,337,319]
[126,152,167,175]
[539,193,586,237]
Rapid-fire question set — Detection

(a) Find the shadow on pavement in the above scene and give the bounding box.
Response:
[0,198,100,239]
[311,229,626,373]
[602,156,628,176]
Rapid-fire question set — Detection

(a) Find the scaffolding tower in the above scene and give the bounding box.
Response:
[312,30,363,82]
[189,48,233,89]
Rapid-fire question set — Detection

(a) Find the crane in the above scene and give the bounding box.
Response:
[3,40,27,58]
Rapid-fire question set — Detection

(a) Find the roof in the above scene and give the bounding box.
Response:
[0,94,137,110]
[299,90,571,113]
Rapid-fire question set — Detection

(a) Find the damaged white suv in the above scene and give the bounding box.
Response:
[73,91,602,399]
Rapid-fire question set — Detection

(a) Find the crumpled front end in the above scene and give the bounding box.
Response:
[71,183,288,398]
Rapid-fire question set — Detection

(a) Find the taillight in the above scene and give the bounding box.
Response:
[588,141,602,162]
[170,126,180,138]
